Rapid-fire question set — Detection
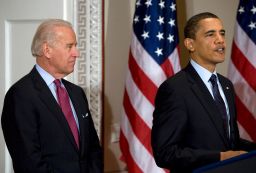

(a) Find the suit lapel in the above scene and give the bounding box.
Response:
[184,64,230,147]
[30,67,79,152]
[218,75,236,148]
[218,75,235,120]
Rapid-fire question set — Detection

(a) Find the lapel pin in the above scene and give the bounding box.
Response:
[82,113,89,118]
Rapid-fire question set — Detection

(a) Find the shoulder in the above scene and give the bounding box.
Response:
[2,73,37,114]
[159,70,188,90]
[155,70,189,102]
[6,72,34,96]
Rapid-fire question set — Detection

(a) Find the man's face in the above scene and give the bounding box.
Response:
[48,26,79,78]
[189,18,226,71]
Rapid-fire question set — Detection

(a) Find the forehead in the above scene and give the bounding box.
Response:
[54,26,76,41]
[197,18,224,32]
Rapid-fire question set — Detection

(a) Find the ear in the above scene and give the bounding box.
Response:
[184,38,195,52]
[42,43,51,59]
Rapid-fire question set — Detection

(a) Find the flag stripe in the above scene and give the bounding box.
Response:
[125,70,154,128]
[237,122,253,141]
[120,109,166,173]
[123,89,152,153]
[167,46,181,74]
[228,61,256,119]
[236,95,256,141]
[160,46,181,78]
[129,51,158,105]
[231,42,256,91]
[120,131,143,173]
[161,57,174,77]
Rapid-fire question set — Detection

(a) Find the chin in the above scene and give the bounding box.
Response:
[63,70,73,76]
[67,70,74,74]
[216,56,225,63]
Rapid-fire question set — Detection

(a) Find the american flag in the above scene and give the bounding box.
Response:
[228,0,256,142]
[119,0,181,172]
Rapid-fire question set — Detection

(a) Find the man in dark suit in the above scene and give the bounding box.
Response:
[151,12,256,173]
[1,19,103,173]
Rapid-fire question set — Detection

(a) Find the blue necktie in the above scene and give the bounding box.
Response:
[209,74,229,139]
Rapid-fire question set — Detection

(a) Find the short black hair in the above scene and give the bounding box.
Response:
[184,12,219,39]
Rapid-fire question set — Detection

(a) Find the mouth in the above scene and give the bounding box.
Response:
[69,61,76,66]
[215,47,225,54]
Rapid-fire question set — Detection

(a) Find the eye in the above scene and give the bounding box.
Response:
[205,31,214,37]
[66,44,73,49]
[206,33,213,37]
[220,31,225,36]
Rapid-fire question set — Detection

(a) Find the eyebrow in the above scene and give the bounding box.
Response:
[66,42,77,47]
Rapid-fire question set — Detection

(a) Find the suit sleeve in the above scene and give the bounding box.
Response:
[151,81,219,172]
[1,87,55,173]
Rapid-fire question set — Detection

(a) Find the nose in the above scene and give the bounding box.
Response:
[215,33,225,44]
[72,47,80,58]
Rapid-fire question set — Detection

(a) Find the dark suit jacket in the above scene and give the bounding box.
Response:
[1,67,103,173]
[151,63,256,173]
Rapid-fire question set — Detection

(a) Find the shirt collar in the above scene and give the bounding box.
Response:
[190,59,217,83]
[35,64,56,86]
